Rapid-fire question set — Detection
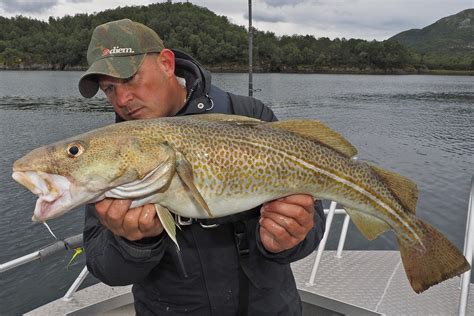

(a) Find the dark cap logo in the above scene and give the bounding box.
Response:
[102,48,110,56]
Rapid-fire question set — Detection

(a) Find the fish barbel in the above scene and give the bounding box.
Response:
[12,114,469,293]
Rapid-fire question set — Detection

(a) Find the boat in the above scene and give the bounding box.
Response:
[2,4,472,314]
[2,176,472,315]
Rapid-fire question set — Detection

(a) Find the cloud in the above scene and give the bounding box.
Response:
[245,9,286,23]
[0,0,471,41]
[247,1,473,40]
[260,0,317,8]
[0,0,58,13]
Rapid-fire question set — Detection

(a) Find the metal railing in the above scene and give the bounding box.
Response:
[307,201,347,285]
[63,265,90,301]
[459,176,474,316]
[0,234,82,273]
[0,233,87,302]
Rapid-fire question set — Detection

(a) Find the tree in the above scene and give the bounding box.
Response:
[0,2,437,72]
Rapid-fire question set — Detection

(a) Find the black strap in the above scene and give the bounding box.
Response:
[233,221,250,316]
[198,207,260,226]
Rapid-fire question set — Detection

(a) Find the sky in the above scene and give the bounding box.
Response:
[0,0,472,40]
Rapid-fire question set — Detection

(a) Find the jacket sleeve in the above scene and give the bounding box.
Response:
[255,200,326,264]
[83,204,169,286]
[227,92,278,122]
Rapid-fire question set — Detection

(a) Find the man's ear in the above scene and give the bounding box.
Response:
[157,49,175,77]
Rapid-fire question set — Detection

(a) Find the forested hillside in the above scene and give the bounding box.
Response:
[0,2,471,72]
[391,9,473,70]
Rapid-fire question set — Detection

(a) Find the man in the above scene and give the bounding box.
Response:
[79,19,326,315]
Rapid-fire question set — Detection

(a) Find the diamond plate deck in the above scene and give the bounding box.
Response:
[25,283,132,316]
[292,250,474,315]
[27,251,473,315]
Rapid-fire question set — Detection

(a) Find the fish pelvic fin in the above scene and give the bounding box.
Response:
[175,151,214,218]
[397,218,470,293]
[268,120,358,158]
[344,208,390,240]
[370,164,418,214]
[154,204,179,250]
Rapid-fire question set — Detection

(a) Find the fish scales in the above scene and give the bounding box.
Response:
[11,114,470,293]
[149,118,422,241]
[76,117,425,242]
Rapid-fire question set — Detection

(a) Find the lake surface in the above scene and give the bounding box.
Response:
[0,71,473,314]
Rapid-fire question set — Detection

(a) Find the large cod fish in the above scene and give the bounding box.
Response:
[12,114,469,293]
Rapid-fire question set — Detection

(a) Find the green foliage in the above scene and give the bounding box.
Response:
[390,9,474,70]
[0,3,470,71]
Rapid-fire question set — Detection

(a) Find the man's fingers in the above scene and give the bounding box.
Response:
[275,194,314,210]
[261,210,306,239]
[259,194,317,253]
[123,207,141,235]
[259,226,281,252]
[105,199,132,227]
[260,216,299,250]
[138,205,160,232]
[95,198,114,216]
[262,201,313,228]
[94,199,164,240]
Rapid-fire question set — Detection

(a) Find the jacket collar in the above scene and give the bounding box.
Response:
[173,49,214,116]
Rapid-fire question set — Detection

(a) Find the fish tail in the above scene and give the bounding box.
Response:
[397,219,470,293]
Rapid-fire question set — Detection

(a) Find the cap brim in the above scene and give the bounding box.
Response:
[78,54,146,98]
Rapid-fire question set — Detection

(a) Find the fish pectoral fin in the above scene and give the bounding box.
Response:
[154,204,179,250]
[370,164,418,214]
[108,156,176,199]
[268,120,358,158]
[344,207,390,240]
[175,151,214,218]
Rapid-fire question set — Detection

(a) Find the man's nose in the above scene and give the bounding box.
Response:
[115,85,133,107]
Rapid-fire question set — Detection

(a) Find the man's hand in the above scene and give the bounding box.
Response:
[259,194,315,253]
[95,199,164,241]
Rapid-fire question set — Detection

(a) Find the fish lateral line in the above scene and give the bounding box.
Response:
[235,138,423,245]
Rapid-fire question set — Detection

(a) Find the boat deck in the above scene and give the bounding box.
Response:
[293,250,473,315]
[26,250,473,315]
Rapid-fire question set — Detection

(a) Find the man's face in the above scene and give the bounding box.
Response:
[98,52,181,120]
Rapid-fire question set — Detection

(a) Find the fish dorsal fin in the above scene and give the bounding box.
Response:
[345,207,390,240]
[187,113,263,125]
[370,164,418,214]
[269,120,358,158]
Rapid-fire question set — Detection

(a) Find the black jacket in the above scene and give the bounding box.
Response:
[83,50,326,316]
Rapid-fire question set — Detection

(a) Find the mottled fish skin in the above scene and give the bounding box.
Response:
[8,116,431,241]
[12,114,470,293]
[117,117,423,245]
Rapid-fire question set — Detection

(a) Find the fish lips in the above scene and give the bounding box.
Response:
[12,171,92,222]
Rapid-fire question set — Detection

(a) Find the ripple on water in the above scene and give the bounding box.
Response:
[1,72,473,314]
[0,96,113,112]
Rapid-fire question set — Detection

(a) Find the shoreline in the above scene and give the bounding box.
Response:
[1,65,472,76]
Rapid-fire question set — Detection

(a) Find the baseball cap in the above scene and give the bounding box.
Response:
[79,19,165,98]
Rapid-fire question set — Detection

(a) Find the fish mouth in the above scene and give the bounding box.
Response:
[12,171,78,222]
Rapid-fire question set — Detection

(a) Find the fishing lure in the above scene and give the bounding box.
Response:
[67,247,84,269]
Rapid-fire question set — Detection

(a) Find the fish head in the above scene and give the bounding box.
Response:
[12,126,172,222]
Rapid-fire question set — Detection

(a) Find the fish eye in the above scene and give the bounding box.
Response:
[66,143,83,158]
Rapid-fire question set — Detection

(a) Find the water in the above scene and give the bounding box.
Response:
[0,71,473,314]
